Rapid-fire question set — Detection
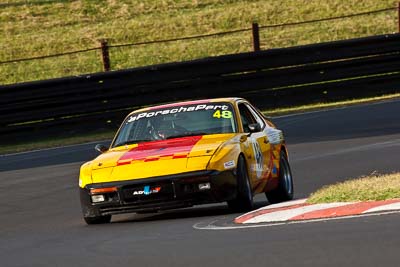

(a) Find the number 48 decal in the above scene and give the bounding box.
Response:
[213,110,232,119]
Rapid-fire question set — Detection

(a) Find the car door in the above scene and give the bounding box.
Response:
[237,102,273,190]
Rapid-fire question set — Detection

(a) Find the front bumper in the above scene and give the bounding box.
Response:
[80,170,237,217]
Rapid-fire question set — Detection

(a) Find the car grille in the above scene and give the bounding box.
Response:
[98,200,190,215]
[121,181,175,203]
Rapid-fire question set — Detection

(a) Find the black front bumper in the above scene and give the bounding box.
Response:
[80,170,237,218]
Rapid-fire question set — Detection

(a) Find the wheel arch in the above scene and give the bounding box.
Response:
[237,152,256,191]
[280,144,289,160]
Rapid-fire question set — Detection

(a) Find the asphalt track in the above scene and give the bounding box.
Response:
[1,99,400,267]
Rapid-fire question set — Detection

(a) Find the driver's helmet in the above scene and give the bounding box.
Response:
[150,118,175,140]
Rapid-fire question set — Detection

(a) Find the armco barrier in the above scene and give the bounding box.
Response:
[1,33,400,144]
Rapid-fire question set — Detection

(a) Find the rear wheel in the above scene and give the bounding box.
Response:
[266,151,294,204]
[227,155,254,212]
[83,215,112,225]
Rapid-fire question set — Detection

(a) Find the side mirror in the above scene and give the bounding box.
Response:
[95,144,108,154]
[248,123,261,133]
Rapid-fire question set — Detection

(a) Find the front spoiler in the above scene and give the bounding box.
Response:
[80,170,237,217]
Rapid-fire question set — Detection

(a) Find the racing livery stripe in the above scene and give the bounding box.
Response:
[117,136,203,166]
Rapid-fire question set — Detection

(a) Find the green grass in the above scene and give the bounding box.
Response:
[1,0,398,84]
[307,172,400,203]
[1,0,399,154]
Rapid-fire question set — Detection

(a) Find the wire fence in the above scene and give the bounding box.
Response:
[1,5,399,84]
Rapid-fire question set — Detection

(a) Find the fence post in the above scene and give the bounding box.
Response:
[398,2,400,33]
[100,39,111,71]
[252,22,260,52]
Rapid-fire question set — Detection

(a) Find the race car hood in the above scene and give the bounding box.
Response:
[90,133,235,183]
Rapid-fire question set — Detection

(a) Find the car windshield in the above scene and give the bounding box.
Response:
[112,102,237,147]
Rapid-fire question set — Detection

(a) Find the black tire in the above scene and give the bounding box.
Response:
[83,215,112,225]
[227,155,254,212]
[266,151,294,204]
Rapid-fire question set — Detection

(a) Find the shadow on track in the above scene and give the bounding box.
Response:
[110,201,269,224]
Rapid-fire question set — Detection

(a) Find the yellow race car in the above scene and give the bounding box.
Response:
[79,97,293,224]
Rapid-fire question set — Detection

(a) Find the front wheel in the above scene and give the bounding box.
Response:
[227,155,254,212]
[265,151,294,204]
[83,215,112,225]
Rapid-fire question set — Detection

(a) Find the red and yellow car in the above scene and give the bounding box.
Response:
[79,97,294,224]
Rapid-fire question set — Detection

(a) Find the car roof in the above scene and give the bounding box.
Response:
[127,97,245,115]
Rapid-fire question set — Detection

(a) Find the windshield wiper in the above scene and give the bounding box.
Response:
[166,132,207,139]
[113,139,152,147]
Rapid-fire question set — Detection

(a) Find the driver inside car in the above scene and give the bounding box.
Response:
[150,117,185,140]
